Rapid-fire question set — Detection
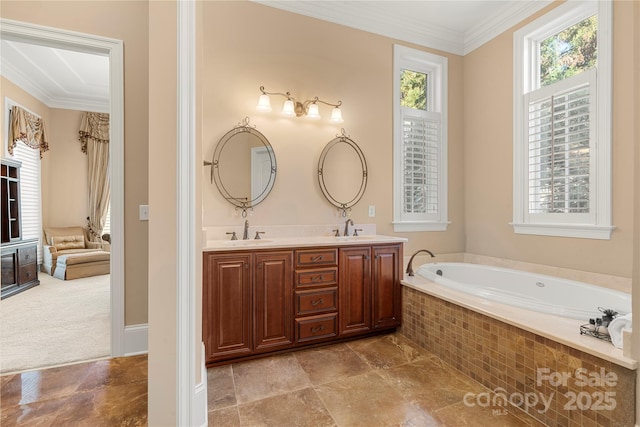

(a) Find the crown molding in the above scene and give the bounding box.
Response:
[253,0,555,56]
[464,0,554,55]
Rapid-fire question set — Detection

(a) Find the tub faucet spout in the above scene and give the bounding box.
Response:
[406,249,435,277]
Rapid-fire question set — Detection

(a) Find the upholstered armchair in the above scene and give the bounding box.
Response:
[42,226,110,276]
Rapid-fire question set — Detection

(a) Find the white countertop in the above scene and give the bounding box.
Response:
[203,234,407,252]
[402,274,637,370]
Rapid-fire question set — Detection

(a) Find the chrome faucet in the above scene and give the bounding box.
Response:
[243,219,249,240]
[343,218,354,236]
[405,249,435,277]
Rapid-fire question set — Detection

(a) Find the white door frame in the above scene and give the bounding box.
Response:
[0,18,126,356]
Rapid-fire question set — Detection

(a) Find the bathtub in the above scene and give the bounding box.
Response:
[415,262,631,320]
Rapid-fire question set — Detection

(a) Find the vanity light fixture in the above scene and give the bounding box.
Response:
[256,86,344,123]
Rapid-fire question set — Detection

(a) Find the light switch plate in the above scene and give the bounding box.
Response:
[368,205,375,217]
[139,205,149,221]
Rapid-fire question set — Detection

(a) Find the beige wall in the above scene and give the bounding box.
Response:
[201,1,466,257]
[463,1,637,278]
[0,1,150,325]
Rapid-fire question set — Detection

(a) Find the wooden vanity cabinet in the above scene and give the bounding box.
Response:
[203,242,402,366]
[339,244,402,336]
[203,250,294,364]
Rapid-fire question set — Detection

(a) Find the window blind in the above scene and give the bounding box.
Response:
[102,204,111,235]
[526,77,592,215]
[402,113,439,215]
[12,142,43,263]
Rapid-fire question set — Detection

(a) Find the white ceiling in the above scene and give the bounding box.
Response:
[1,1,551,112]
[1,39,109,113]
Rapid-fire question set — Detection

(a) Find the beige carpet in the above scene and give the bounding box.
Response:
[0,272,110,374]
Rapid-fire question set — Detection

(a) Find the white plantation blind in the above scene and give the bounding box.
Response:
[525,69,595,220]
[12,142,43,263]
[402,113,439,215]
[103,204,111,235]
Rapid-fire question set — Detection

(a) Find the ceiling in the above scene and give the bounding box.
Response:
[1,1,551,112]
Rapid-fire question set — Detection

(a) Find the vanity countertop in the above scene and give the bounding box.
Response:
[203,234,407,252]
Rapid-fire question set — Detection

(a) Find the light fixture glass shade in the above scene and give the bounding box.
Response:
[330,107,344,123]
[256,94,272,112]
[306,103,321,120]
[282,99,296,117]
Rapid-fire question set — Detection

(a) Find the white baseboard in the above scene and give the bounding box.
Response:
[124,323,148,356]
[193,342,208,426]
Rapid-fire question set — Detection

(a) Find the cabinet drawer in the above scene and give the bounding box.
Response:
[296,313,338,343]
[19,263,37,284]
[295,288,337,316]
[18,246,36,265]
[295,268,337,288]
[295,249,337,268]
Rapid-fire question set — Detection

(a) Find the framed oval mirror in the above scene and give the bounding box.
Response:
[318,129,367,216]
[209,117,276,216]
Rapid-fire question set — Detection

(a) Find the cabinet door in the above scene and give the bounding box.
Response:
[372,245,402,329]
[203,252,252,362]
[254,251,293,352]
[339,247,372,336]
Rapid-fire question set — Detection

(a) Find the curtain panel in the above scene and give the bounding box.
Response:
[9,106,49,157]
[79,112,110,242]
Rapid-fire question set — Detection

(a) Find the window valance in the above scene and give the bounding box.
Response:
[9,106,49,158]
[78,112,110,154]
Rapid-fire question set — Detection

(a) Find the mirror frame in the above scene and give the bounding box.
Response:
[317,129,368,216]
[210,117,276,217]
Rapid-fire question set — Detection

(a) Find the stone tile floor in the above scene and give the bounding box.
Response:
[208,333,545,426]
[0,354,147,426]
[0,333,546,426]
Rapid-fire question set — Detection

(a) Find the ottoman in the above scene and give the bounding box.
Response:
[53,251,110,280]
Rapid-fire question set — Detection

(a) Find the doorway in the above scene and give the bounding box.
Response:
[0,18,125,370]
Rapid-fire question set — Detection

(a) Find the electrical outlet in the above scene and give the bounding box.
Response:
[139,205,149,221]
[368,205,375,217]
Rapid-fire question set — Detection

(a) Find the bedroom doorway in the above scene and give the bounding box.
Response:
[0,19,124,372]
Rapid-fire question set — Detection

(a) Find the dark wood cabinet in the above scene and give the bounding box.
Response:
[339,246,372,336]
[1,159,39,299]
[203,242,402,366]
[203,250,294,364]
[254,251,293,352]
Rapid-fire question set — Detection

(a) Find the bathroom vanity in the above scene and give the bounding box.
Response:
[202,236,405,366]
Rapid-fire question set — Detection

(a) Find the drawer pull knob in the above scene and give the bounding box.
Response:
[311,325,325,333]
[310,298,324,306]
[311,255,323,262]
[311,275,323,283]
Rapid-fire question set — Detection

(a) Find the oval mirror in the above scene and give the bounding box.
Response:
[318,129,367,216]
[210,117,276,216]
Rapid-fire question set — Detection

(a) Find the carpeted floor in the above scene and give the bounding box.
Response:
[0,272,110,374]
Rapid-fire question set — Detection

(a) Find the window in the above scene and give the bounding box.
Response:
[12,141,43,263]
[513,1,612,239]
[393,45,448,232]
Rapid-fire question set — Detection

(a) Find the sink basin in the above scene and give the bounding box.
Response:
[335,235,377,241]
[223,239,274,245]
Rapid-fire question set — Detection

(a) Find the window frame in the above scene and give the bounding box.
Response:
[393,44,449,232]
[512,1,613,240]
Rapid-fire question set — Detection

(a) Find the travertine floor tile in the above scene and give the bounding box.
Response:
[294,342,371,386]
[232,353,311,404]
[207,364,236,410]
[347,333,430,369]
[435,401,543,427]
[208,405,241,427]
[77,354,147,392]
[238,387,336,427]
[315,371,438,427]
[377,355,487,412]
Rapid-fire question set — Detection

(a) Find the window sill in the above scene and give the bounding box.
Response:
[511,223,614,240]
[393,221,450,232]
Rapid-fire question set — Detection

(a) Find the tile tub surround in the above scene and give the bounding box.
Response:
[400,286,636,427]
